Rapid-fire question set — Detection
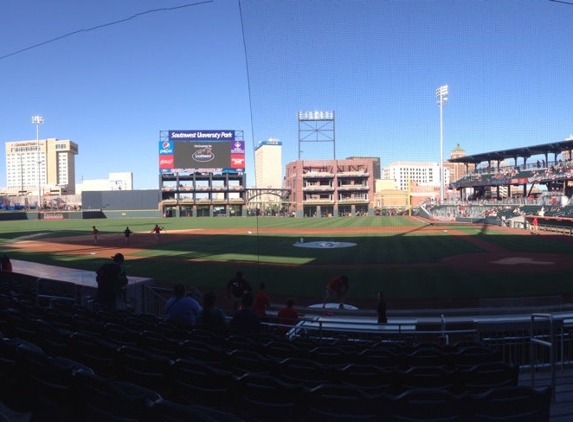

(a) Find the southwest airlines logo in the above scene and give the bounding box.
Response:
[159,141,173,155]
[192,147,215,163]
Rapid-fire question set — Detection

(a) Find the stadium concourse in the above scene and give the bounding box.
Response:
[1,259,573,419]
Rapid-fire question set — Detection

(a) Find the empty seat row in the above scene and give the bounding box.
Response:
[0,337,549,422]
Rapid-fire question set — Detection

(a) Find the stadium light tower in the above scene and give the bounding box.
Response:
[436,85,448,203]
[31,115,44,210]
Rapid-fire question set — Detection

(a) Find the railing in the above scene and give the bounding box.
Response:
[530,313,557,402]
[337,185,369,191]
[139,284,573,369]
[302,186,334,191]
[142,284,168,316]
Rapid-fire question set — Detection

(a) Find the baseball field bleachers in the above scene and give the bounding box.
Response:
[0,272,555,421]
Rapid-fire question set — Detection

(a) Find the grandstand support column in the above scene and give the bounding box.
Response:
[436,85,448,203]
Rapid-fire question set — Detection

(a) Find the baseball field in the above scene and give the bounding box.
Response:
[1,215,572,309]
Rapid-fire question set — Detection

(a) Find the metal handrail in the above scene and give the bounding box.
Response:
[530,313,556,401]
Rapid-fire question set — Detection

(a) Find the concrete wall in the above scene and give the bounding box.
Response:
[83,190,161,211]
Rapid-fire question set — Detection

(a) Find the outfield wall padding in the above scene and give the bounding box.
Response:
[83,190,161,211]
[0,212,29,221]
[102,210,162,219]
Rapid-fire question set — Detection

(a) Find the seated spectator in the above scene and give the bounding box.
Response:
[230,292,260,334]
[277,298,299,333]
[197,291,229,333]
[164,284,202,327]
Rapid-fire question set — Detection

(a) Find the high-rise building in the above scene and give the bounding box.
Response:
[254,138,282,210]
[383,161,450,192]
[445,144,468,183]
[5,138,78,197]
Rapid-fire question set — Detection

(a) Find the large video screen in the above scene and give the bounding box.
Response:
[159,130,245,174]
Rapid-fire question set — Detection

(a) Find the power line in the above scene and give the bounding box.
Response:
[0,0,213,61]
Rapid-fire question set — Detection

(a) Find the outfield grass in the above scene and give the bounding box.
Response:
[1,216,572,307]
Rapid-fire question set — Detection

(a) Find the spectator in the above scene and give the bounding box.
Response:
[277,298,299,333]
[322,275,350,309]
[164,284,203,327]
[0,254,12,272]
[377,291,387,324]
[197,291,229,333]
[227,271,252,312]
[95,253,128,310]
[252,282,271,317]
[230,292,260,334]
[531,217,539,234]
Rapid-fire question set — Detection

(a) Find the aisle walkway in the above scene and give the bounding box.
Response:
[519,366,573,421]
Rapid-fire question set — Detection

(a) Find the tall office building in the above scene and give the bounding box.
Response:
[5,138,78,197]
[445,144,468,183]
[254,138,282,210]
[383,161,450,191]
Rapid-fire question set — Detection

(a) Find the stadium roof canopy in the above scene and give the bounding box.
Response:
[448,137,573,165]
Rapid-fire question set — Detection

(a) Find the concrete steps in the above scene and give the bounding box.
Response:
[519,366,573,421]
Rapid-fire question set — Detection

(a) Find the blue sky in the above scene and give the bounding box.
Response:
[1,0,572,189]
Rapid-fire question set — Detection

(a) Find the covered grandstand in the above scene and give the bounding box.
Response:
[433,137,573,233]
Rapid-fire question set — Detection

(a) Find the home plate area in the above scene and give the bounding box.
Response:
[293,240,357,249]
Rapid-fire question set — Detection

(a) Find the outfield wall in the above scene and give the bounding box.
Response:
[0,209,162,221]
[82,190,161,211]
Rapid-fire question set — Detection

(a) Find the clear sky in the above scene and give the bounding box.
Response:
[1,0,572,189]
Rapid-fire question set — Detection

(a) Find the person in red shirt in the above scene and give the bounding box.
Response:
[322,275,349,309]
[531,217,539,234]
[252,282,271,317]
[277,298,299,334]
[151,224,163,242]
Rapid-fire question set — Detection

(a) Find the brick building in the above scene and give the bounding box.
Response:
[284,158,376,217]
